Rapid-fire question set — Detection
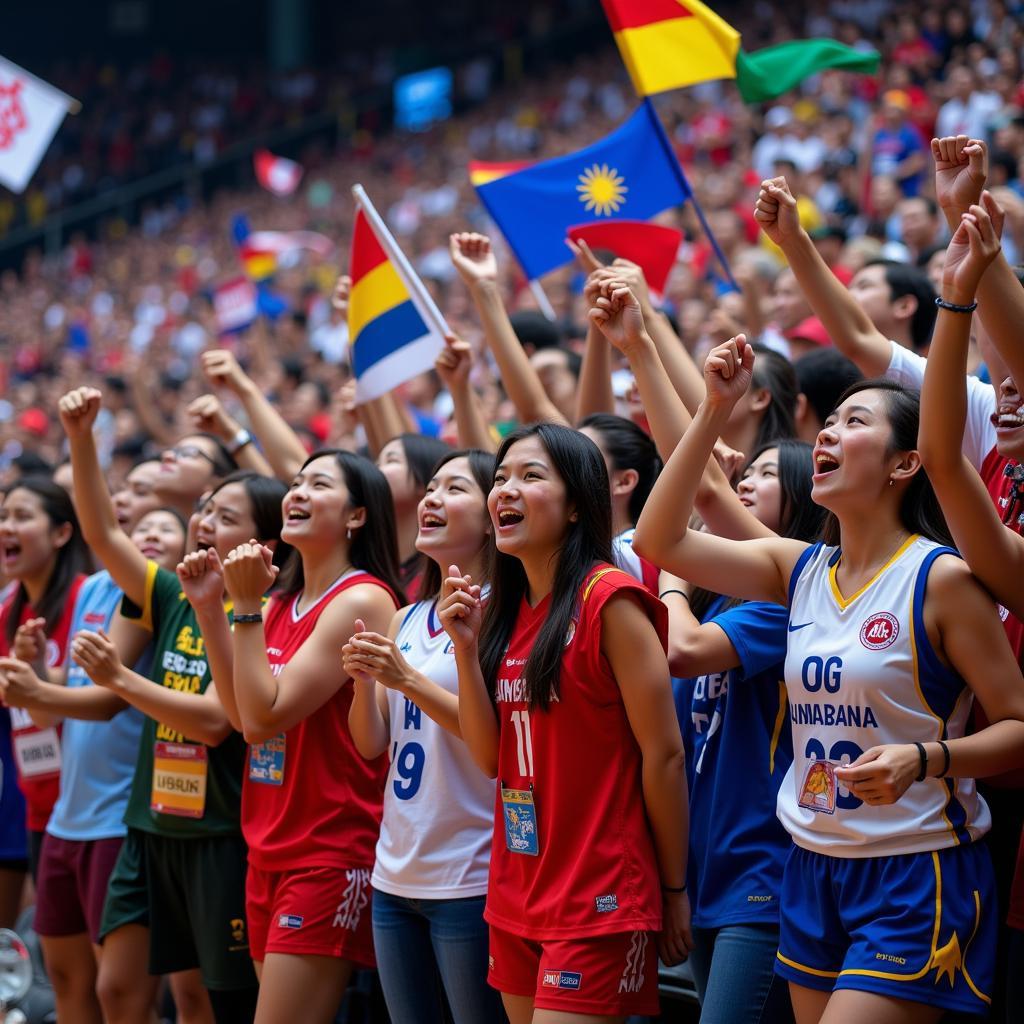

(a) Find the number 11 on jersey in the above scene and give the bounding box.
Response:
[510,708,534,777]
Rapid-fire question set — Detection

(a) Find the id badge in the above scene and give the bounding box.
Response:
[501,786,539,855]
[151,741,208,818]
[13,727,62,779]
[248,734,286,785]
[798,759,837,815]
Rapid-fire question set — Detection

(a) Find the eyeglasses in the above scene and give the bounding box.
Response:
[165,445,217,467]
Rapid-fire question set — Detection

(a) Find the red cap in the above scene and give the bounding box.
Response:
[785,316,831,348]
[18,408,49,437]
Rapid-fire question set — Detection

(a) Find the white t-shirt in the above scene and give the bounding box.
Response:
[372,600,494,899]
[884,341,996,470]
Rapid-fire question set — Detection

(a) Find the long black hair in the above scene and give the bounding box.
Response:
[418,449,496,601]
[820,379,953,547]
[579,413,663,527]
[276,450,406,603]
[749,343,798,449]
[205,470,292,570]
[2,477,91,646]
[392,434,453,492]
[479,424,613,711]
[690,440,824,621]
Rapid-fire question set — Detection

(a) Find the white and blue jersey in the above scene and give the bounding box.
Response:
[781,535,990,856]
[46,571,146,842]
[674,597,793,929]
[371,599,494,899]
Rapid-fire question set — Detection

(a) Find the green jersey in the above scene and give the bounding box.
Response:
[122,562,245,837]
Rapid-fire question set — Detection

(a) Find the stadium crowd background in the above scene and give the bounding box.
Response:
[0,0,1022,492]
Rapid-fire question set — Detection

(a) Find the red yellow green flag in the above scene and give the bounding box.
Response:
[601,0,740,96]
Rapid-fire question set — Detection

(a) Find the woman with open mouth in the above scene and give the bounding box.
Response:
[635,314,1024,1023]
[438,422,690,1023]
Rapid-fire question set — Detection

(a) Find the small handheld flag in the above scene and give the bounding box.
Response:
[567,221,682,296]
[472,102,690,281]
[254,149,304,197]
[0,56,78,194]
[349,185,447,402]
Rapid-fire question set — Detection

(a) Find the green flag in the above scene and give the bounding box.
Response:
[735,40,880,104]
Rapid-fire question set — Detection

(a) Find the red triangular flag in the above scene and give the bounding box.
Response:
[254,149,303,197]
[567,220,683,295]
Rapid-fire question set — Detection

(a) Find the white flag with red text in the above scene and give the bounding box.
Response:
[254,149,303,197]
[0,56,76,194]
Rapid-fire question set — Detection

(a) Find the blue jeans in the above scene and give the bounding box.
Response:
[689,924,793,1024]
[371,888,504,1024]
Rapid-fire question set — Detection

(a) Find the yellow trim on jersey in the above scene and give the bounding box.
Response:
[828,533,919,611]
[908,590,959,843]
[139,559,159,632]
[582,566,621,604]
[775,952,840,979]
[960,890,991,1004]
[769,681,787,775]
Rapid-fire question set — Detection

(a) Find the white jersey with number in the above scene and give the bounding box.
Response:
[779,534,990,857]
[372,599,495,898]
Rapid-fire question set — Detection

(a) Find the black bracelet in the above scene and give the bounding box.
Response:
[935,296,978,314]
[662,883,688,894]
[233,612,263,624]
[937,740,951,778]
[659,589,689,601]
[914,741,928,782]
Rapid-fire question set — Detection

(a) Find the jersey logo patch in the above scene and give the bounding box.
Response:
[277,914,303,929]
[542,970,582,990]
[788,621,814,632]
[859,612,899,650]
[595,893,619,914]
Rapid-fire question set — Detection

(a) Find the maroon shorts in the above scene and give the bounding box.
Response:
[246,863,376,967]
[34,834,123,942]
[488,924,660,1016]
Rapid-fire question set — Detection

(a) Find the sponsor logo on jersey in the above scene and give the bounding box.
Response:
[542,970,582,990]
[595,893,619,914]
[399,641,412,653]
[788,621,814,632]
[747,894,774,903]
[84,611,107,625]
[859,612,899,650]
[875,952,907,965]
[277,914,303,929]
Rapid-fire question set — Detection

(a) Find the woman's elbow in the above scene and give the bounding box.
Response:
[631,523,661,564]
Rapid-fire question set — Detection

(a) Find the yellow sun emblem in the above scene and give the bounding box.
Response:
[576,164,628,216]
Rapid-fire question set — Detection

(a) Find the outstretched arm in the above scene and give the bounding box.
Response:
[450,233,568,426]
[434,333,496,452]
[755,177,892,377]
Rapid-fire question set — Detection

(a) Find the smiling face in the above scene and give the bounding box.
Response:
[0,487,70,583]
[155,434,223,504]
[112,460,162,532]
[194,481,260,561]
[416,456,490,566]
[130,509,187,571]
[282,455,356,552]
[737,447,783,533]
[488,435,573,561]
[812,389,906,510]
[376,439,418,511]
[992,376,1024,460]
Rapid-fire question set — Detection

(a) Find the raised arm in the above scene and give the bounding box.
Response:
[632,335,805,604]
[225,543,395,743]
[201,349,308,482]
[177,549,243,732]
[603,591,691,964]
[185,393,274,477]
[569,240,616,420]
[59,388,150,607]
[434,333,496,452]
[450,232,568,427]
[755,177,893,378]
[919,202,1024,620]
[438,565,497,777]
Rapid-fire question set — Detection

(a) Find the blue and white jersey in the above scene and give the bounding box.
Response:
[46,571,146,841]
[372,598,494,899]
[674,597,793,928]
[781,535,990,857]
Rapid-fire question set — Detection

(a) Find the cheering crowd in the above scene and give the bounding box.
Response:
[3,3,1024,1024]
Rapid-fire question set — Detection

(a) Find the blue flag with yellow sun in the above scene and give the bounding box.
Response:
[471,100,690,280]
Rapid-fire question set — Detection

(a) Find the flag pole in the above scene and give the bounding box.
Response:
[642,98,739,292]
[352,184,450,338]
[528,280,557,322]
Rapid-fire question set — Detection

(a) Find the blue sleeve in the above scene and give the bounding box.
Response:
[712,602,789,681]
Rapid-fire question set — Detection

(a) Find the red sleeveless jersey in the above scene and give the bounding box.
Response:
[243,570,396,871]
[485,565,668,940]
[1,574,85,831]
